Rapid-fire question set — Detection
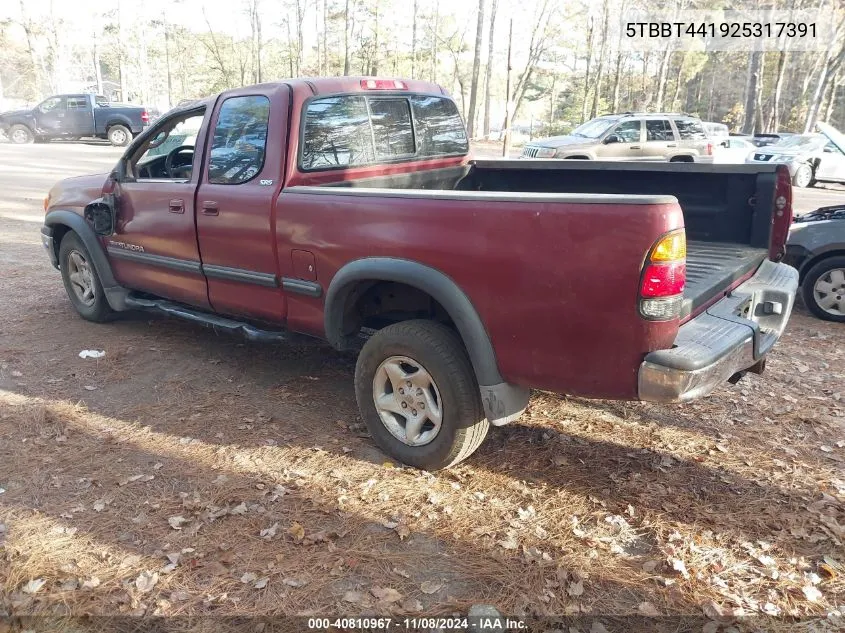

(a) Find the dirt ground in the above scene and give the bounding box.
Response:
[0,144,844,632]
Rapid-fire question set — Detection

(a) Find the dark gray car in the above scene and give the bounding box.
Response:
[785,204,845,321]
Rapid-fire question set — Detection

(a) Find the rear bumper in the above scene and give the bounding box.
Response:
[638,259,798,403]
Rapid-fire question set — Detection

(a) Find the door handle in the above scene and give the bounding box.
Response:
[201,201,219,216]
[667,143,677,147]
[169,199,185,214]
[630,145,641,149]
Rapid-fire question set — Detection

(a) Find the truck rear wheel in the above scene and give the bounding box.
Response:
[59,232,114,323]
[107,125,131,147]
[354,320,489,470]
[9,124,34,144]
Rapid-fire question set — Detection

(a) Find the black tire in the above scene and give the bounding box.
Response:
[8,124,34,144]
[107,124,131,147]
[792,163,813,188]
[802,256,845,323]
[354,320,489,470]
[58,232,114,323]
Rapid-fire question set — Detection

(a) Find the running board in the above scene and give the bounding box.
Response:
[125,295,288,343]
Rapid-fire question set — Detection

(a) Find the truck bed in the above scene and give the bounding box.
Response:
[320,159,776,319]
[684,242,766,317]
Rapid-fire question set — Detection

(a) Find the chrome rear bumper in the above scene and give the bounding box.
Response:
[638,259,798,403]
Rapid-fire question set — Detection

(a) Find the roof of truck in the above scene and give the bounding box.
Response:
[163,77,448,118]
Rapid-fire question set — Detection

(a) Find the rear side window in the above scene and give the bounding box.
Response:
[645,120,673,141]
[66,97,90,110]
[674,119,707,140]
[208,95,270,184]
[300,94,467,171]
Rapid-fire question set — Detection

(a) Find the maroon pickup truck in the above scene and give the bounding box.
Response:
[42,77,799,469]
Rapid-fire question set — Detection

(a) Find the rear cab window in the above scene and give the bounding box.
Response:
[300,94,468,171]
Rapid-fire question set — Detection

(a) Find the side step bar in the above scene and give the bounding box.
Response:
[125,295,288,343]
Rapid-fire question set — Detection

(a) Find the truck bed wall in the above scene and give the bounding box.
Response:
[281,185,683,399]
[325,160,776,252]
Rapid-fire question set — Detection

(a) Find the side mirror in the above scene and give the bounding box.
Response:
[84,194,117,236]
[604,134,621,145]
[720,140,729,148]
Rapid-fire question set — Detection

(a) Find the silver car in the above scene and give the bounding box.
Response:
[522,113,714,163]
[745,123,845,188]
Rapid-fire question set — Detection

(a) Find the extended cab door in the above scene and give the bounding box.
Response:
[108,107,211,308]
[64,95,96,137]
[195,86,289,322]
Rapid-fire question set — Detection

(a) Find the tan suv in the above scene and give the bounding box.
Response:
[522,113,714,162]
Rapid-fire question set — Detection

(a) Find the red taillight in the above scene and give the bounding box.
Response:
[639,229,686,321]
[640,262,686,297]
[360,79,408,90]
[769,164,793,261]
[706,142,713,155]
[141,110,150,124]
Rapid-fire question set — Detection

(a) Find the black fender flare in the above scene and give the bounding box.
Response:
[44,209,128,310]
[324,257,530,424]
[325,257,501,385]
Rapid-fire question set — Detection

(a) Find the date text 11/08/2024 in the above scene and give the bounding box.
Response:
[306,617,527,630]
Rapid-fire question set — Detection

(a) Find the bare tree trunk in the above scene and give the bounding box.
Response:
[322,0,327,75]
[502,18,513,155]
[17,0,41,96]
[654,48,672,111]
[805,40,845,132]
[482,0,497,137]
[163,11,172,105]
[770,50,788,132]
[294,0,305,76]
[823,69,842,122]
[466,0,485,138]
[670,52,686,112]
[430,0,439,82]
[581,14,595,123]
[610,0,628,113]
[344,0,351,75]
[371,0,380,75]
[505,0,552,127]
[742,48,763,134]
[92,22,104,96]
[411,0,418,77]
[117,0,127,100]
[590,0,609,119]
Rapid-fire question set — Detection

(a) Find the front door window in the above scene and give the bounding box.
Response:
[130,112,205,181]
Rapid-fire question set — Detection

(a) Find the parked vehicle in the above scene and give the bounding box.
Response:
[785,204,845,322]
[746,123,845,187]
[703,122,730,138]
[0,93,149,146]
[712,137,756,164]
[41,78,798,470]
[521,112,714,162]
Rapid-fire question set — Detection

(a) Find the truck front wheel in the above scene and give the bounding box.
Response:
[107,125,131,147]
[8,124,34,144]
[354,320,489,470]
[59,232,114,323]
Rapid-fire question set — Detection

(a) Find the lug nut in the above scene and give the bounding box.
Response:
[420,403,425,409]
[401,402,407,408]
[417,388,423,395]
[411,409,417,416]
[399,388,404,395]
[406,381,411,387]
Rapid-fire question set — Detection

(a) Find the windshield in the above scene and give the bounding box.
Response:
[773,135,826,150]
[571,117,619,139]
